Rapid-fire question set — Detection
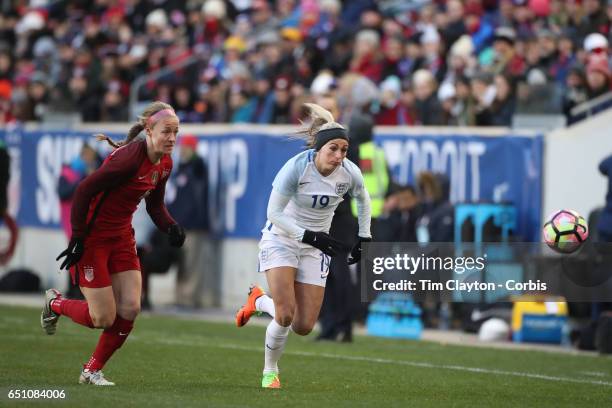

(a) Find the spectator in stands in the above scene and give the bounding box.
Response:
[0,50,13,84]
[551,31,578,84]
[420,27,446,83]
[470,72,497,126]
[398,82,417,126]
[437,81,459,126]
[586,56,611,100]
[336,73,379,123]
[490,26,525,79]
[415,172,454,243]
[537,28,560,76]
[577,0,610,39]
[444,35,477,86]
[380,35,405,80]
[398,34,424,80]
[100,80,128,122]
[379,185,422,243]
[199,75,228,122]
[488,74,516,127]
[249,71,275,123]
[440,0,467,50]
[452,75,476,126]
[583,32,609,66]
[524,36,546,79]
[60,47,102,122]
[167,134,210,308]
[562,65,589,119]
[172,84,203,123]
[323,27,353,76]
[350,29,383,83]
[497,0,516,28]
[229,88,253,123]
[413,69,445,125]
[375,76,411,125]
[270,75,293,124]
[466,4,495,53]
[512,0,537,39]
[19,71,49,122]
[3,0,612,126]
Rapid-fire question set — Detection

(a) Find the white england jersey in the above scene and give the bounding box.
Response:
[262,149,366,237]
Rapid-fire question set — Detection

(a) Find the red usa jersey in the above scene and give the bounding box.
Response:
[71,139,176,238]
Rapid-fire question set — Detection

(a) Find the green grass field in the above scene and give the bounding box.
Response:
[1,305,611,407]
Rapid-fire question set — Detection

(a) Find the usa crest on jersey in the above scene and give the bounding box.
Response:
[83,266,95,282]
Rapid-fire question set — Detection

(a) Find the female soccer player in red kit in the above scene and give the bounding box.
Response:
[41,101,186,386]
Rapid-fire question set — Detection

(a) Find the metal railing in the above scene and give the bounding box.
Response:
[569,91,612,123]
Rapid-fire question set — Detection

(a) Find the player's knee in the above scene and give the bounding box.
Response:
[274,307,294,327]
[117,301,141,320]
[91,313,116,329]
[291,322,313,336]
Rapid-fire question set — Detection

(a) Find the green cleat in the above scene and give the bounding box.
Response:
[261,372,281,389]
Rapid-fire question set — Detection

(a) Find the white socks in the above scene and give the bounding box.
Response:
[263,319,290,374]
[255,294,276,318]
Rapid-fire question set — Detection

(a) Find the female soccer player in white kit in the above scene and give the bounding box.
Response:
[236,103,372,388]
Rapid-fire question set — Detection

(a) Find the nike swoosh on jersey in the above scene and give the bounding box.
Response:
[266,343,280,350]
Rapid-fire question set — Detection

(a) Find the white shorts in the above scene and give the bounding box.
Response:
[258,232,331,287]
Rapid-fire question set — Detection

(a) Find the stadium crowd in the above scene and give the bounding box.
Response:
[1,0,612,126]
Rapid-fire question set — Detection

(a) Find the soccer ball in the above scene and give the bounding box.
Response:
[542,209,589,254]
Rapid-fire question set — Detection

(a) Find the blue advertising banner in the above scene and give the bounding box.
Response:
[0,128,542,241]
[378,134,543,242]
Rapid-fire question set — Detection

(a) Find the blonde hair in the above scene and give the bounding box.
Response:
[95,101,175,149]
[296,103,345,148]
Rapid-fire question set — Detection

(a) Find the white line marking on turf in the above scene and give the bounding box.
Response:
[150,337,612,388]
[578,371,607,378]
[8,329,611,388]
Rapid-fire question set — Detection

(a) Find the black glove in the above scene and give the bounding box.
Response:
[302,230,344,257]
[347,236,372,265]
[56,237,85,270]
[168,224,186,248]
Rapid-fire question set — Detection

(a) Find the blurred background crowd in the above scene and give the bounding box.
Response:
[3,0,612,126]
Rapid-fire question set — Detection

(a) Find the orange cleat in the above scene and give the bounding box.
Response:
[235,285,265,327]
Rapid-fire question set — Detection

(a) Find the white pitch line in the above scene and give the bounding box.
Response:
[5,331,612,387]
[149,337,612,388]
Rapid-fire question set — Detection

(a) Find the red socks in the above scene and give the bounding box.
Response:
[85,316,134,372]
[51,298,94,328]
[50,297,135,371]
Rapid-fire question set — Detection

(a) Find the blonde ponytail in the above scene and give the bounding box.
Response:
[295,103,345,148]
